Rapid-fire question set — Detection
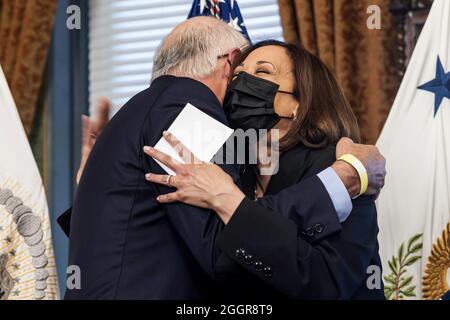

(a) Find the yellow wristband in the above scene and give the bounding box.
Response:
[337,154,368,198]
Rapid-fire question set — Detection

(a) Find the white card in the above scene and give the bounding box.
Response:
[153,103,234,175]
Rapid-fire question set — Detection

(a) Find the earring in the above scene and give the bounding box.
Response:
[292,104,300,119]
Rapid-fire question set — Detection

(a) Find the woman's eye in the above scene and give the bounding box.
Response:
[256,69,271,75]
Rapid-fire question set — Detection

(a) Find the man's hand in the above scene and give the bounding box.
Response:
[332,138,386,199]
[76,97,111,184]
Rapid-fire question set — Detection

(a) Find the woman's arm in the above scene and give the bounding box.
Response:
[145,134,385,299]
[148,149,379,298]
[217,195,380,299]
[217,147,381,299]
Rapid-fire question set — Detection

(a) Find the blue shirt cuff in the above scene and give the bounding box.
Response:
[317,167,352,222]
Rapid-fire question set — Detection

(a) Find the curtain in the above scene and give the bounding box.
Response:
[277,0,401,144]
[0,0,57,135]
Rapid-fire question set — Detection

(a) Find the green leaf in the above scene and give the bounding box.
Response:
[402,292,416,298]
[405,285,416,292]
[384,275,395,284]
[398,243,405,263]
[407,234,423,252]
[400,287,416,297]
[393,257,398,270]
[405,255,421,266]
[399,276,413,288]
[388,260,398,275]
[409,243,423,254]
[384,288,393,300]
[384,284,393,290]
[386,273,396,280]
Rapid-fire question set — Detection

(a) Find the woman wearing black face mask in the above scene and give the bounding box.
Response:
[224,71,297,131]
[145,40,385,300]
[223,41,362,201]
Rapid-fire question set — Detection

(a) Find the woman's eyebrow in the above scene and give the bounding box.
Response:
[256,61,276,69]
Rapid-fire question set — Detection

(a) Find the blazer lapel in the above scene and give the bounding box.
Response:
[239,164,258,199]
[264,145,310,195]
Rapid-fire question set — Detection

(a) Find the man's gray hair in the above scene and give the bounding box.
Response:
[152,17,248,81]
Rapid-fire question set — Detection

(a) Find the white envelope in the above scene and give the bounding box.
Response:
[153,103,234,175]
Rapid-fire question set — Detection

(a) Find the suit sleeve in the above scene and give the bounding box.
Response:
[256,182,342,243]
[141,82,240,279]
[218,180,379,299]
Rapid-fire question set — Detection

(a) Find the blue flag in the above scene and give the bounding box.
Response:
[188,0,251,42]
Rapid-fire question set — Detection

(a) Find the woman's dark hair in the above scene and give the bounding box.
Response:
[233,40,361,149]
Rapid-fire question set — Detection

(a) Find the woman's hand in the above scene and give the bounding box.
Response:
[144,132,245,224]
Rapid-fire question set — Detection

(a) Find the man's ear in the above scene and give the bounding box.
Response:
[222,48,241,81]
[228,48,242,67]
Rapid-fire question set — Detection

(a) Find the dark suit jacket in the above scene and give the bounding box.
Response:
[66,75,234,299]
[217,144,385,300]
[65,75,344,300]
[63,75,381,300]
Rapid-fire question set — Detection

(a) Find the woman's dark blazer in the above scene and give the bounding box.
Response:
[216,143,385,300]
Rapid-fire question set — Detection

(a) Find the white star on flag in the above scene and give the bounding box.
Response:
[228,15,242,32]
[199,0,208,13]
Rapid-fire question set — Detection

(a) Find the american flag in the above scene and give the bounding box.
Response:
[188,0,251,42]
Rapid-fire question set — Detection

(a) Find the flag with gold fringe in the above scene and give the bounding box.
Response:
[376,0,450,300]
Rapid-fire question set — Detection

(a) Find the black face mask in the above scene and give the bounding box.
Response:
[224,72,295,131]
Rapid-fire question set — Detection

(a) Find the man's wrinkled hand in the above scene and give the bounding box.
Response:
[333,138,386,198]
